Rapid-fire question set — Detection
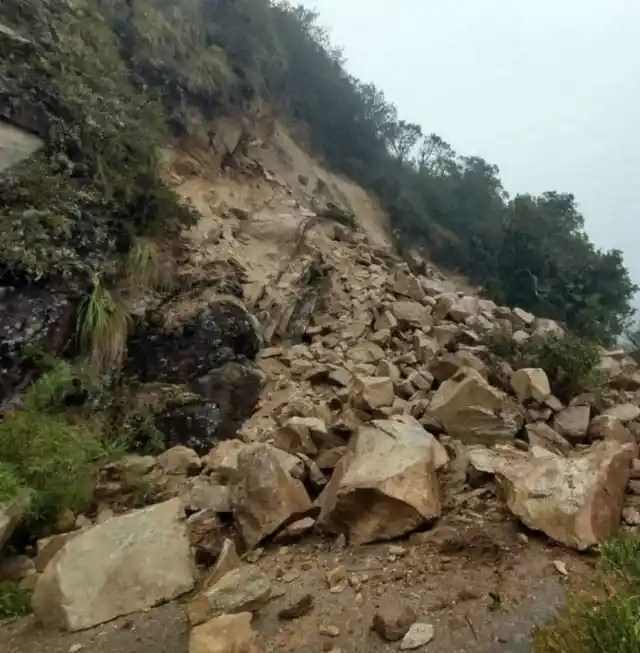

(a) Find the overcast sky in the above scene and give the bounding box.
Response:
[300,0,640,299]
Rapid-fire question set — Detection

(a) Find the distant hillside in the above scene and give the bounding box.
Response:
[1,0,636,340]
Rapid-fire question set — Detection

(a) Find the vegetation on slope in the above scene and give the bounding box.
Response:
[1,0,635,340]
[535,534,640,653]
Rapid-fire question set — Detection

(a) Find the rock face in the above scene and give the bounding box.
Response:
[510,368,551,403]
[189,612,264,653]
[492,442,634,550]
[0,287,73,404]
[128,296,261,383]
[188,566,272,626]
[428,368,524,444]
[318,416,448,544]
[232,444,313,549]
[32,499,195,631]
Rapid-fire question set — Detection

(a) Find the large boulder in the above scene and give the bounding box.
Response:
[471,442,634,550]
[318,416,448,544]
[354,376,395,410]
[232,444,313,549]
[604,403,640,424]
[32,499,195,630]
[448,296,480,323]
[428,368,524,445]
[588,415,636,447]
[510,368,551,403]
[128,295,261,384]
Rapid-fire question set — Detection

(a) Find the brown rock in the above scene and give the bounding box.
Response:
[189,612,264,653]
[510,368,551,403]
[391,301,433,329]
[32,499,195,631]
[604,403,640,424]
[188,566,271,626]
[589,415,636,447]
[480,442,635,550]
[157,446,202,475]
[232,444,313,549]
[354,376,395,410]
[202,538,242,589]
[372,602,417,642]
[278,594,314,620]
[428,368,523,444]
[553,406,591,442]
[318,416,447,544]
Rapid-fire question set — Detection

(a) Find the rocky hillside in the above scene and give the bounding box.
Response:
[2,2,640,653]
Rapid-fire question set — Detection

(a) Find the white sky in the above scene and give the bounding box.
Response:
[300,0,640,300]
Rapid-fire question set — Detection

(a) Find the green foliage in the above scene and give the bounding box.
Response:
[535,534,640,653]
[0,362,121,524]
[0,461,22,503]
[485,331,603,400]
[0,582,31,620]
[76,277,131,372]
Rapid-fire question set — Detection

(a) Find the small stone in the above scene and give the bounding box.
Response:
[282,570,300,583]
[400,622,435,650]
[388,545,406,557]
[326,565,346,588]
[622,506,640,526]
[68,645,84,653]
[278,594,314,620]
[372,603,417,641]
[553,560,569,577]
[319,625,340,637]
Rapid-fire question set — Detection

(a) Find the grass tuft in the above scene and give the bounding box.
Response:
[76,277,132,373]
[126,239,172,291]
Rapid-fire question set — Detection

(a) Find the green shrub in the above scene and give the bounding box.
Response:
[126,239,172,291]
[600,533,640,586]
[77,278,132,373]
[0,462,22,503]
[0,582,31,620]
[0,363,124,524]
[485,330,603,401]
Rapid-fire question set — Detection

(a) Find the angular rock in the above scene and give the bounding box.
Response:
[187,510,230,564]
[354,376,395,410]
[32,499,195,630]
[512,307,535,328]
[414,332,439,364]
[278,594,314,620]
[510,368,551,403]
[428,352,486,383]
[604,403,640,424]
[589,415,636,447]
[553,405,590,442]
[428,369,524,444]
[318,416,448,544]
[525,423,572,455]
[449,296,480,323]
[189,612,264,653]
[391,301,433,329]
[347,342,385,364]
[232,444,313,549]
[401,623,436,650]
[372,602,417,641]
[488,442,634,550]
[188,565,271,626]
[532,317,564,337]
[390,268,426,302]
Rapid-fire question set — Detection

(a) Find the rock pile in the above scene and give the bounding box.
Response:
[4,193,640,651]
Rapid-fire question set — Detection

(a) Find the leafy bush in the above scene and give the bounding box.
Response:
[76,278,132,373]
[485,330,603,401]
[0,363,123,524]
[0,582,31,620]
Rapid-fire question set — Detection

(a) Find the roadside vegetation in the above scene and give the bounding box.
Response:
[535,534,640,653]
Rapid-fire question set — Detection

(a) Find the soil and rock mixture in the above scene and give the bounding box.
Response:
[2,121,639,653]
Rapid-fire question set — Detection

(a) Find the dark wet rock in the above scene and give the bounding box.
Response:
[0,285,73,404]
[128,295,261,384]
